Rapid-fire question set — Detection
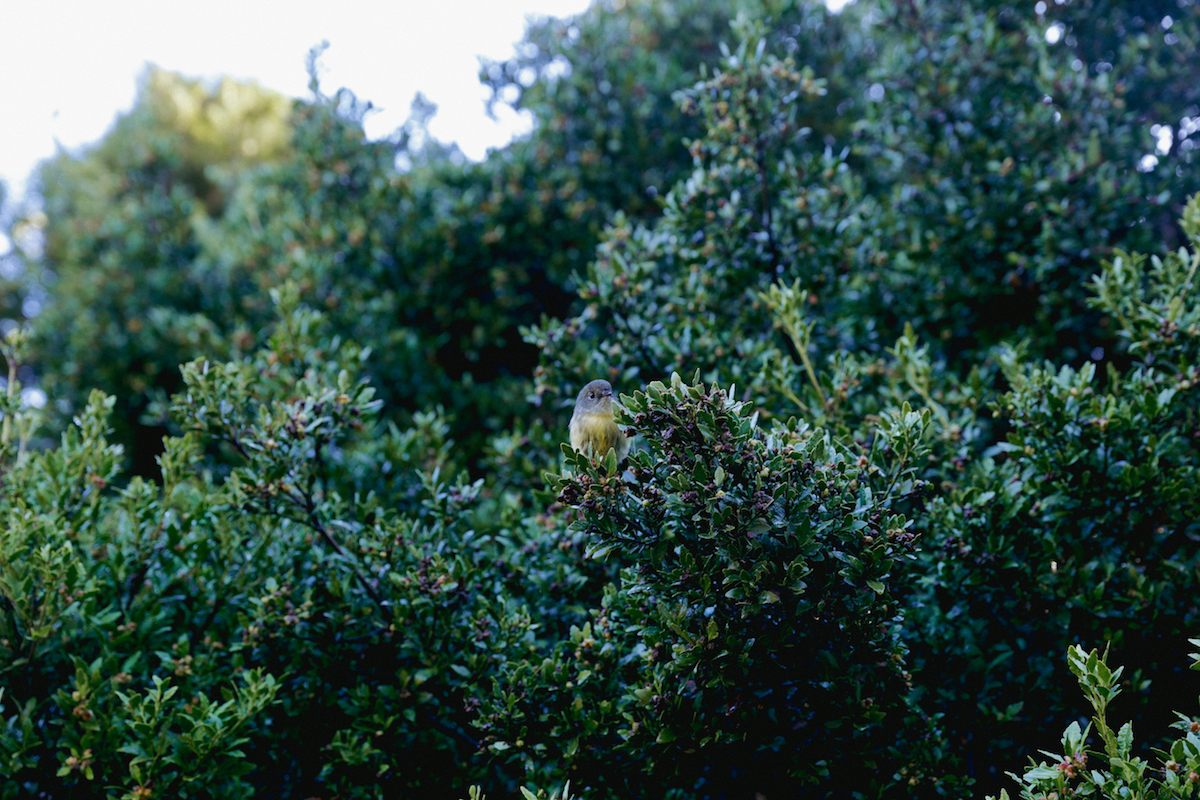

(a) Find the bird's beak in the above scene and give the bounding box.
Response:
[602,389,612,397]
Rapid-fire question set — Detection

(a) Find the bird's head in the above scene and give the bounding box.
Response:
[574,379,616,415]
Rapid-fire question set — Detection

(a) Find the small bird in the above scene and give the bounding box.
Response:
[569,379,632,462]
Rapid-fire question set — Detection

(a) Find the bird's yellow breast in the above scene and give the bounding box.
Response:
[570,410,629,460]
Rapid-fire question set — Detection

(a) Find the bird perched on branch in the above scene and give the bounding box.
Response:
[569,379,632,462]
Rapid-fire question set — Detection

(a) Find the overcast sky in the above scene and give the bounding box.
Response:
[0,0,596,204]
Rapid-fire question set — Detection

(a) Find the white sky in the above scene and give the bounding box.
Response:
[0,0,592,205]
[0,0,852,211]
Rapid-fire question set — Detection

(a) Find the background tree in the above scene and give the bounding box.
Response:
[28,67,292,475]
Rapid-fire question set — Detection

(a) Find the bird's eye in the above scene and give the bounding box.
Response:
[588,392,595,399]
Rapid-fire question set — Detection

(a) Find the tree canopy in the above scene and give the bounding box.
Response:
[2,0,1199,797]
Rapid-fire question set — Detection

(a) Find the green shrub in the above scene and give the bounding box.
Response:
[0,291,551,797]
[484,373,950,797]
[901,193,1200,791]
[988,641,1200,800]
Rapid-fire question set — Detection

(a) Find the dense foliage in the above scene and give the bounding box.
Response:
[2,0,1200,797]
[990,642,1200,800]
